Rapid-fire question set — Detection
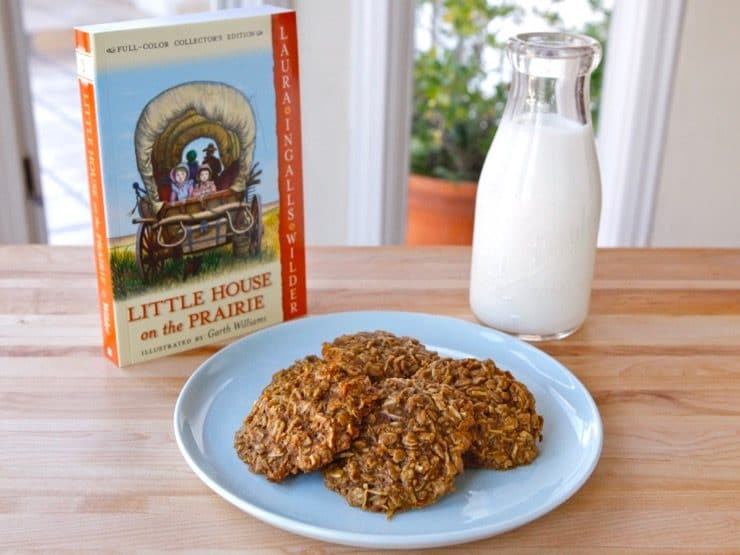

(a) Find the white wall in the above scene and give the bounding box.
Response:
[294,0,351,245]
[0,0,46,243]
[651,0,740,247]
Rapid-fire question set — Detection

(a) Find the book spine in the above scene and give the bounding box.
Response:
[75,30,120,366]
[272,12,307,321]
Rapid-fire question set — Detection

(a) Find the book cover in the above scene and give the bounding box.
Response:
[75,6,306,366]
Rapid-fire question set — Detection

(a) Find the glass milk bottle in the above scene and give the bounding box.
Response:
[470,32,602,340]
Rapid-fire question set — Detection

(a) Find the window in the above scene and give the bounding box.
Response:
[407,0,613,245]
[21,0,212,244]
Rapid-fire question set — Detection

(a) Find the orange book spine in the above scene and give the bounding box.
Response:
[76,31,120,365]
[272,13,307,320]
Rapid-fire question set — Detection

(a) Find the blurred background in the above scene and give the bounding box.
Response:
[1,0,738,247]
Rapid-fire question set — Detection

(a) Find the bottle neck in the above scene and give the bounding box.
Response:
[504,69,592,126]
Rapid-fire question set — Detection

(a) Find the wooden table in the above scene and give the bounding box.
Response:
[1,246,739,552]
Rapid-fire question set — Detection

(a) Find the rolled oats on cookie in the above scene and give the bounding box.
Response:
[322,330,439,382]
[414,358,543,470]
[234,355,377,482]
[323,378,474,517]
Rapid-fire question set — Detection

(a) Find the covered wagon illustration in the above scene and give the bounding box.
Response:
[131,81,263,280]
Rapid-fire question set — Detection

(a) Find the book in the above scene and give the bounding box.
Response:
[75,6,306,366]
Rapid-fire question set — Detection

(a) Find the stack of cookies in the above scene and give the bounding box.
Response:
[234,331,544,517]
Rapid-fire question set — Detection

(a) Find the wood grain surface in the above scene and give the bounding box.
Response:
[1,246,739,553]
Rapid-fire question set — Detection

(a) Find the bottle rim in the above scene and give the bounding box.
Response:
[508,32,601,60]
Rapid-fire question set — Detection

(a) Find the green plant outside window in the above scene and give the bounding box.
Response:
[411,0,611,182]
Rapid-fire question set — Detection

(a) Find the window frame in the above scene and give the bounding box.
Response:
[596,0,686,246]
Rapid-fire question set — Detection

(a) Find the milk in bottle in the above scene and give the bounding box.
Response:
[469,33,603,340]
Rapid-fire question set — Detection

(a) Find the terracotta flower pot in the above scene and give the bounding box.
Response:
[405,174,477,245]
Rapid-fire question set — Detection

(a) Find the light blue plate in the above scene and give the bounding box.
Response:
[174,311,602,549]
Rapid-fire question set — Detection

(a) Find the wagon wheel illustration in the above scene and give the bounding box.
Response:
[231,204,255,256]
[249,195,263,256]
[136,223,164,281]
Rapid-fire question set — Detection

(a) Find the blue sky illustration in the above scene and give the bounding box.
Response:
[95,50,278,239]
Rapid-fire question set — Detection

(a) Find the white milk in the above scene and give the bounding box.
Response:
[470,113,601,338]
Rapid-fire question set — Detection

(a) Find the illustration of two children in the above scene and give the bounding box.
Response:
[169,163,217,202]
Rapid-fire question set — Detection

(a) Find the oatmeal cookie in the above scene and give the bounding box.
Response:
[322,330,439,382]
[414,358,543,470]
[234,356,377,482]
[323,378,474,517]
